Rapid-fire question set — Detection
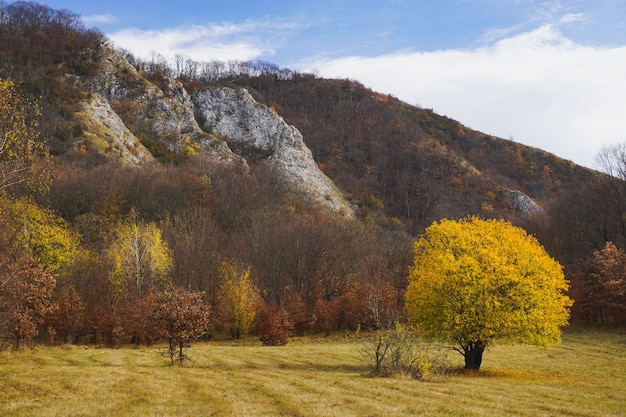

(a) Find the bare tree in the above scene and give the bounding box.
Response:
[594,143,626,247]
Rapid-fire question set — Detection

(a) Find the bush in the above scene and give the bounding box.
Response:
[255,303,292,346]
[360,324,450,380]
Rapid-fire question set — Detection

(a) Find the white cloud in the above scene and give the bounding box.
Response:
[107,19,292,63]
[82,14,117,25]
[559,13,585,24]
[300,24,626,169]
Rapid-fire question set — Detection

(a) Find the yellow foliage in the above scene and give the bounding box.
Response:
[405,217,572,351]
[0,197,79,273]
[182,136,201,157]
[218,259,260,339]
[0,78,49,193]
[107,214,173,298]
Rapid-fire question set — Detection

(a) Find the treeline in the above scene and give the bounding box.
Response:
[1,155,412,349]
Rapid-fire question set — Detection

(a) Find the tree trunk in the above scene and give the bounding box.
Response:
[464,343,486,371]
[168,338,175,365]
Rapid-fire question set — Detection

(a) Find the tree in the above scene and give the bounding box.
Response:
[404,217,572,371]
[0,78,49,194]
[218,259,259,339]
[0,197,79,273]
[0,261,56,349]
[593,143,626,248]
[149,286,210,365]
[107,212,173,299]
[572,242,626,324]
[48,285,86,344]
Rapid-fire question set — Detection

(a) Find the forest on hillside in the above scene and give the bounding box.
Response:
[1,2,626,351]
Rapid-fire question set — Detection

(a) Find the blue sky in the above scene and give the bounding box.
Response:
[39,0,626,168]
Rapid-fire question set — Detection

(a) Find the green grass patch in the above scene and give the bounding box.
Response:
[0,327,625,416]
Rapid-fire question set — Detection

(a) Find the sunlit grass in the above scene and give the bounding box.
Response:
[0,327,625,416]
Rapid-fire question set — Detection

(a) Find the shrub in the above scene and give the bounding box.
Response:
[255,303,292,346]
[360,324,450,380]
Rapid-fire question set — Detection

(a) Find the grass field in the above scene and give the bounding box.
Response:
[1,327,625,416]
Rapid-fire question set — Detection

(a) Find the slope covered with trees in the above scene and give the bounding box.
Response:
[201,66,595,233]
[0,2,623,352]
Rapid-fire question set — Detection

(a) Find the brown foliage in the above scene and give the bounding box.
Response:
[0,260,56,349]
[48,285,86,344]
[353,278,403,330]
[572,242,626,324]
[116,293,159,345]
[255,303,292,346]
[284,294,310,336]
[0,2,103,73]
[149,286,210,365]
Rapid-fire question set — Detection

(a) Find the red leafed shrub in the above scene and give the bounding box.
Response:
[255,303,292,346]
[284,294,309,335]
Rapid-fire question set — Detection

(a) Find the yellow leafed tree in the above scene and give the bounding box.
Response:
[0,78,49,194]
[107,213,173,299]
[405,217,572,371]
[0,197,79,273]
[218,259,260,339]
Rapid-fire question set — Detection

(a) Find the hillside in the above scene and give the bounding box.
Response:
[0,2,598,234]
[1,2,622,348]
[217,72,597,234]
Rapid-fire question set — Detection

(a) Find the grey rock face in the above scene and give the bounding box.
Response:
[75,46,351,216]
[498,188,542,216]
[193,87,353,216]
[73,94,154,164]
[84,46,236,162]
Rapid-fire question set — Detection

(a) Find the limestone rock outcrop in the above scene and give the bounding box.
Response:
[73,94,154,165]
[498,188,542,216]
[193,87,353,216]
[75,46,352,216]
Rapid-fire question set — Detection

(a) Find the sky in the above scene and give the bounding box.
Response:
[38,0,626,169]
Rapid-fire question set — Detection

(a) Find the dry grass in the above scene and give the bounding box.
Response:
[1,327,625,416]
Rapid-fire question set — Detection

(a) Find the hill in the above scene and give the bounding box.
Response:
[220,70,597,233]
[0,2,622,344]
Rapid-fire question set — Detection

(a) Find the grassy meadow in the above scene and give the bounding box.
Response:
[1,327,625,417]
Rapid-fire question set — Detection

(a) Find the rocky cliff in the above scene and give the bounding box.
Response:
[74,46,352,216]
[192,87,352,215]
[73,94,154,165]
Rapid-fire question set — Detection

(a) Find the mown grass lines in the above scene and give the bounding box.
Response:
[0,328,625,416]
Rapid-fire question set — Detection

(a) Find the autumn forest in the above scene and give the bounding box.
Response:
[1,1,626,360]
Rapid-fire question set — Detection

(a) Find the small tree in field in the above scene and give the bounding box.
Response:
[150,286,210,365]
[405,217,572,371]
